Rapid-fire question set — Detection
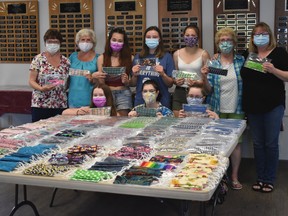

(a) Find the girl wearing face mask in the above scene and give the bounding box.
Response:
[93,27,133,116]
[128,80,173,117]
[240,22,288,193]
[62,83,117,116]
[178,84,218,119]
[172,24,210,117]
[130,26,175,109]
[68,29,99,108]
[202,27,245,191]
[29,29,70,122]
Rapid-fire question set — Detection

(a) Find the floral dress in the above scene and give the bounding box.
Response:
[30,52,70,108]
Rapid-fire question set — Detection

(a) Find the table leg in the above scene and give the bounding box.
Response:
[9,184,40,216]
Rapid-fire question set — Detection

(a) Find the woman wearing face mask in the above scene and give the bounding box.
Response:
[62,83,117,116]
[240,22,288,193]
[130,26,175,109]
[178,84,218,119]
[202,27,245,190]
[128,79,173,117]
[172,24,210,117]
[29,29,70,122]
[68,29,99,108]
[92,27,133,116]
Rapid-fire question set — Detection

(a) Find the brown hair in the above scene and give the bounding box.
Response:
[102,27,132,75]
[90,83,117,116]
[187,82,207,96]
[248,22,276,53]
[139,26,166,59]
[43,29,63,43]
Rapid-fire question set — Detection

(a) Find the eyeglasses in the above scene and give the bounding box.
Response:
[187,95,203,99]
[142,89,156,93]
[254,32,269,37]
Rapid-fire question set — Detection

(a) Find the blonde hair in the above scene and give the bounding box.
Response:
[75,29,97,49]
[215,27,237,49]
[248,22,276,53]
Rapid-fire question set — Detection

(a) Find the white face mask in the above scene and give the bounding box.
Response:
[46,43,60,55]
[78,42,93,52]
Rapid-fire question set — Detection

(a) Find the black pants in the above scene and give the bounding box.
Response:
[31,107,66,122]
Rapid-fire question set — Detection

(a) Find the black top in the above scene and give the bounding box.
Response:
[240,47,288,114]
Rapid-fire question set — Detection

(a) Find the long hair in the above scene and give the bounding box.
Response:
[103,27,132,75]
[248,22,276,53]
[139,26,166,59]
[90,83,117,116]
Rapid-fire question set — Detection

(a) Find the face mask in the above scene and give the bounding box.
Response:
[143,92,157,104]
[187,97,203,105]
[78,42,93,52]
[184,36,198,47]
[253,35,270,47]
[110,41,124,52]
[46,43,60,55]
[92,96,107,107]
[219,41,234,54]
[145,38,159,49]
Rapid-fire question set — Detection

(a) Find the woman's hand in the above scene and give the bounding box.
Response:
[128,110,138,117]
[85,73,93,82]
[201,65,209,76]
[41,84,56,92]
[206,110,219,119]
[263,62,276,74]
[92,71,107,79]
[156,112,163,118]
[154,64,165,76]
[121,73,129,86]
[178,109,187,118]
[132,64,141,76]
[76,107,90,115]
[174,78,185,86]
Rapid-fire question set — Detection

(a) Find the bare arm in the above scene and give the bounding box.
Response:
[29,69,55,92]
[264,62,288,82]
[92,55,106,84]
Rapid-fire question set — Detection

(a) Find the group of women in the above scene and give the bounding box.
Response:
[28,22,288,193]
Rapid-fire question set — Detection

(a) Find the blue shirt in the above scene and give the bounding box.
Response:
[206,54,245,114]
[68,52,99,108]
[133,53,175,108]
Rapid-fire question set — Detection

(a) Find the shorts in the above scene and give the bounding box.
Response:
[112,89,132,111]
[219,112,245,143]
[172,86,188,111]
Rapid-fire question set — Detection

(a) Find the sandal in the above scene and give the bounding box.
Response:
[261,183,274,193]
[252,181,263,192]
[231,180,242,190]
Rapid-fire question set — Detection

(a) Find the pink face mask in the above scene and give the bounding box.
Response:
[110,41,124,52]
[92,96,107,107]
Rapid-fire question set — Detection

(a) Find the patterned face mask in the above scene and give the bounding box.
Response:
[143,92,157,104]
[186,97,203,105]
[184,36,198,47]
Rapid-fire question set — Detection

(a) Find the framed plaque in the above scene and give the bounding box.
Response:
[0,0,39,63]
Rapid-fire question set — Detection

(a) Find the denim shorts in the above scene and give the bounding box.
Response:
[112,89,132,110]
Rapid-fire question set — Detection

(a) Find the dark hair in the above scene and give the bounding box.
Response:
[183,24,200,37]
[139,26,166,59]
[43,29,63,43]
[90,83,117,116]
[187,82,207,96]
[103,27,132,75]
[142,79,161,102]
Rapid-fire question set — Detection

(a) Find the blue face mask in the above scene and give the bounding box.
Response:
[187,97,203,105]
[219,41,234,54]
[253,35,270,47]
[145,38,159,49]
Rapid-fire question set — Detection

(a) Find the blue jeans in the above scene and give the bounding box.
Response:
[111,89,132,111]
[247,105,284,184]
